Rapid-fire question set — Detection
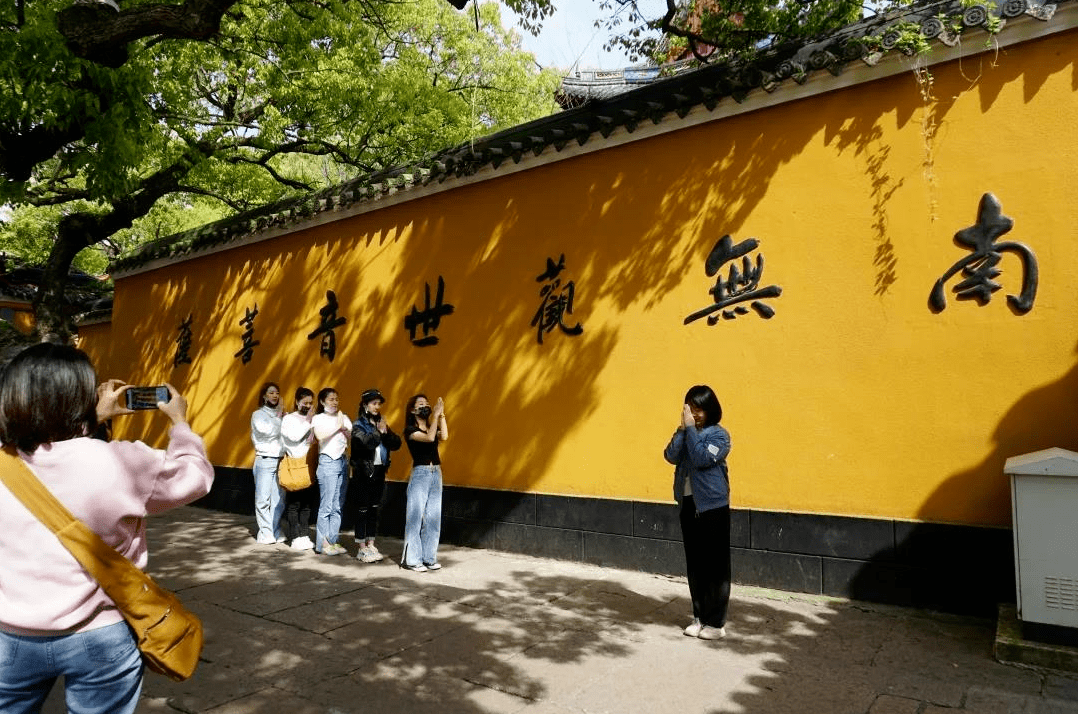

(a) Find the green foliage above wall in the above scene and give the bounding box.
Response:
[0,0,559,340]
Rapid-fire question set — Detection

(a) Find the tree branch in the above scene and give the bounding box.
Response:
[175,184,246,211]
[33,143,211,341]
[224,154,314,191]
[0,124,87,182]
[56,0,238,68]
[56,0,460,69]
[26,190,90,207]
[658,0,720,63]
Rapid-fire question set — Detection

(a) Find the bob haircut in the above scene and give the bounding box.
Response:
[0,343,99,453]
[315,387,337,415]
[404,393,429,429]
[684,385,722,427]
[258,382,280,407]
[293,386,314,410]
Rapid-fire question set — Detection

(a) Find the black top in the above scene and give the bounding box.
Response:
[404,424,440,466]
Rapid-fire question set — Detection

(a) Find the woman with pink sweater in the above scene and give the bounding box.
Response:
[0,343,214,713]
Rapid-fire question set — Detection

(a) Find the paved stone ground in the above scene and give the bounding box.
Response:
[41,507,1078,713]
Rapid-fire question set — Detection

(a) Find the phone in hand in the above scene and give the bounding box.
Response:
[124,386,170,410]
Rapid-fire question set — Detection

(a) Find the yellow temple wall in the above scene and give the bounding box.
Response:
[94,28,1078,528]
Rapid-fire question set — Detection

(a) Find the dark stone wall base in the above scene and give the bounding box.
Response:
[201,466,1015,616]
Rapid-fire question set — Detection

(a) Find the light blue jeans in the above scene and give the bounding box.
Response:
[253,455,285,541]
[315,453,348,551]
[404,464,443,566]
[0,621,143,714]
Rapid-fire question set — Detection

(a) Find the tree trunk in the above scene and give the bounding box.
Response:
[32,215,105,344]
[31,148,206,343]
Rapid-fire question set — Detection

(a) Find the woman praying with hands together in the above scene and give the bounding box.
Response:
[401,394,448,572]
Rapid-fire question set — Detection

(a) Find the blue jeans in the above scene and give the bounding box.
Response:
[315,454,348,551]
[253,455,284,541]
[0,621,143,714]
[404,465,443,566]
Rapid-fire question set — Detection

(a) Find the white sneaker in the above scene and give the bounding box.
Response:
[275,535,288,543]
[291,536,314,551]
[683,618,703,637]
[698,625,726,640]
[255,534,276,545]
[359,548,384,564]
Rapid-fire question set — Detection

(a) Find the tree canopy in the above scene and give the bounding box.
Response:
[0,0,559,340]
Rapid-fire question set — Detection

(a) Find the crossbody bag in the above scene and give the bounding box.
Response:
[0,447,203,682]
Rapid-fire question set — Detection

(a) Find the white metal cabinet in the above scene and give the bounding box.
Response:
[1005,448,1078,629]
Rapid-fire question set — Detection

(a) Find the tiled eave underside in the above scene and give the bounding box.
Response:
[111,0,1077,279]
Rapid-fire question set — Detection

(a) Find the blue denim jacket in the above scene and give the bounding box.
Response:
[663,423,731,513]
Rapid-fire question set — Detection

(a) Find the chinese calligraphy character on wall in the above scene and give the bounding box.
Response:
[531,254,583,344]
[234,304,260,364]
[174,314,193,368]
[307,290,347,361]
[929,193,1038,314]
[404,276,454,347]
[684,235,782,325]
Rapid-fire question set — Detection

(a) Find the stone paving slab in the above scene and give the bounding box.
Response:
[39,507,1078,713]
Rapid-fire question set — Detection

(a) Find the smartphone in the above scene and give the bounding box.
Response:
[125,386,170,410]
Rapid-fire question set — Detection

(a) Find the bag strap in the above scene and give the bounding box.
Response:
[0,446,144,587]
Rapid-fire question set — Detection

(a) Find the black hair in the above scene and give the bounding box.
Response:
[0,343,99,452]
[258,382,280,408]
[293,386,314,411]
[358,389,385,420]
[404,393,428,429]
[316,387,337,415]
[684,385,722,427]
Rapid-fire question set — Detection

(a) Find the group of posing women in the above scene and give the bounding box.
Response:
[249,383,449,571]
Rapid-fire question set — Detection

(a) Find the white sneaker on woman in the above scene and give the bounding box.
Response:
[698,625,726,640]
[683,618,703,637]
[291,536,313,551]
[359,546,384,563]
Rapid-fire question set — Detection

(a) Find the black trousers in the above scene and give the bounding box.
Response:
[284,484,317,540]
[350,464,388,541]
[679,497,731,628]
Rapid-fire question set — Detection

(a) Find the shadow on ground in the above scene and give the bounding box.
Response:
[42,507,1078,714]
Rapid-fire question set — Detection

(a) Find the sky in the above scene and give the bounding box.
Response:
[501,0,666,73]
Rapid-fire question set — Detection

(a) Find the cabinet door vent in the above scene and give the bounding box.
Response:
[1044,576,1078,611]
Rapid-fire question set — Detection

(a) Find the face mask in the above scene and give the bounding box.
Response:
[298,405,310,416]
[416,406,432,419]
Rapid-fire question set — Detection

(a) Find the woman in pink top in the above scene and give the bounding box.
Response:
[0,343,214,714]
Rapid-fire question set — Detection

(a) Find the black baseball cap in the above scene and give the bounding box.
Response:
[360,388,385,405]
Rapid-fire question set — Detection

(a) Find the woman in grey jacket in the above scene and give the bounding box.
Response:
[663,385,731,641]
